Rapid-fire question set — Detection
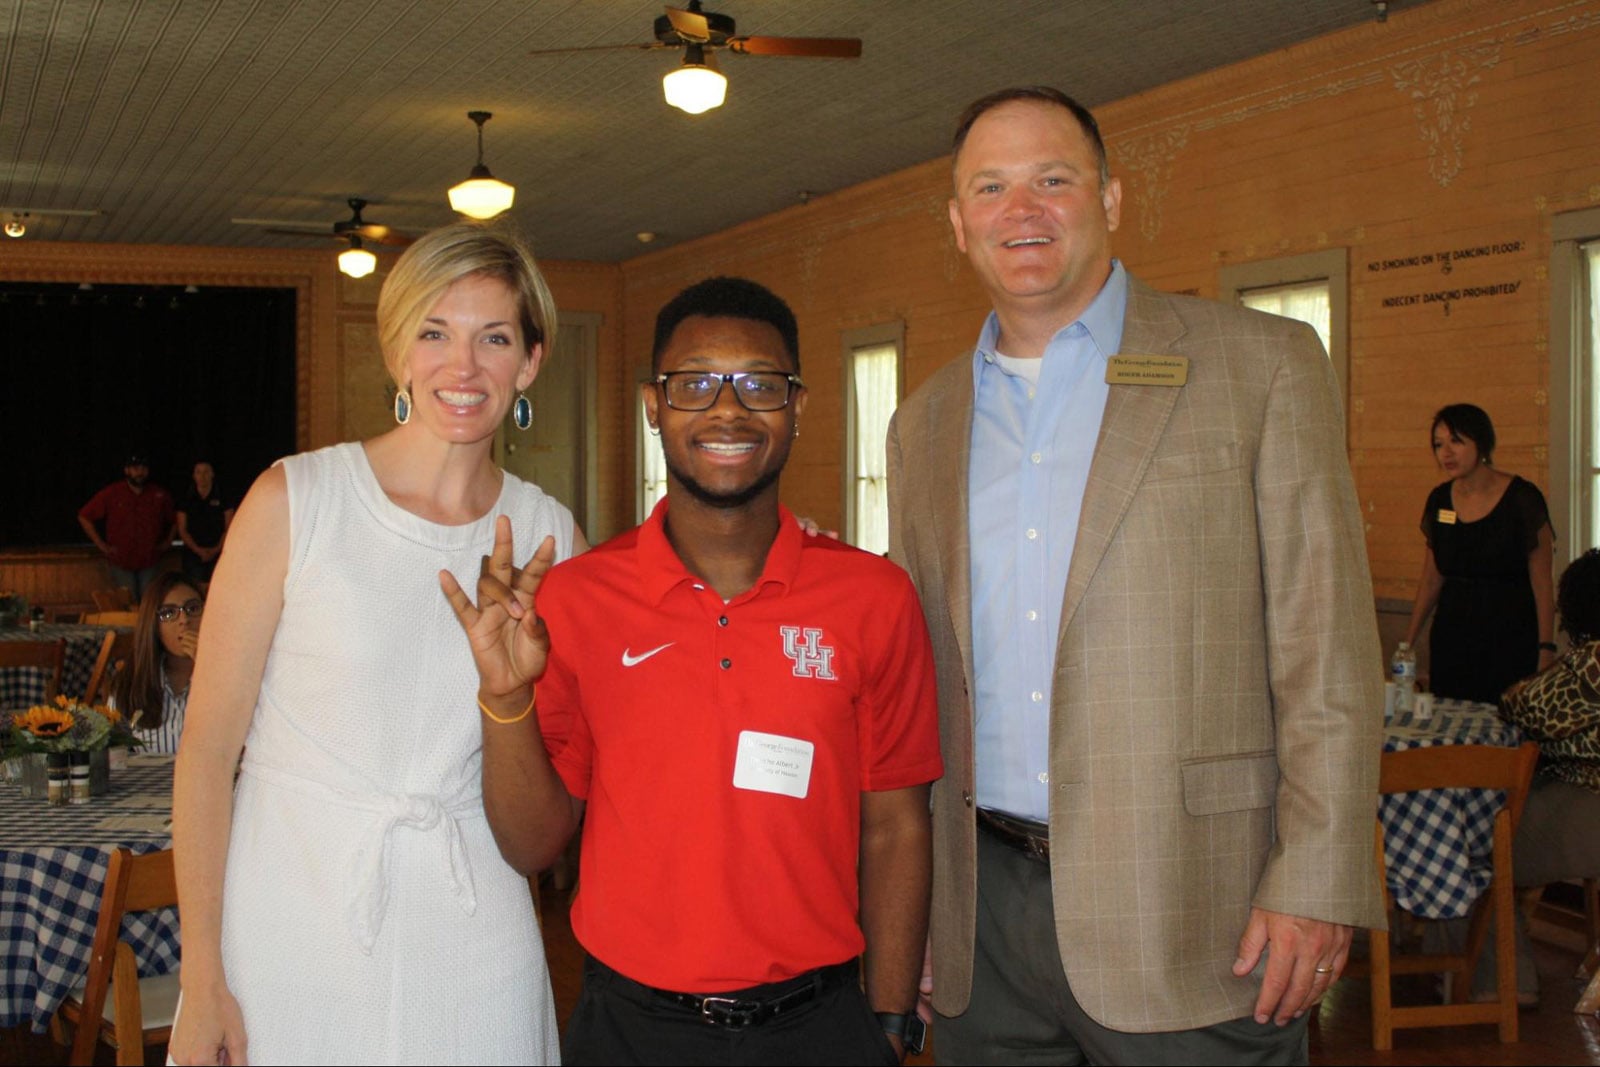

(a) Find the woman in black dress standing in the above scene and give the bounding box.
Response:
[1404,404,1557,702]
[177,460,234,590]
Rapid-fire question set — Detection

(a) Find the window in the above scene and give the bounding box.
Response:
[1239,280,1332,355]
[1219,249,1349,428]
[841,323,904,555]
[638,391,668,521]
[1549,208,1600,568]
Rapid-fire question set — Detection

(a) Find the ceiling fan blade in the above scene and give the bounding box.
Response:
[232,217,325,230]
[727,36,862,58]
[664,6,711,43]
[260,227,339,241]
[361,228,414,247]
[527,41,664,57]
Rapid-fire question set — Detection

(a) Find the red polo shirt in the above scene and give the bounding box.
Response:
[537,501,943,992]
[79,481,175,571]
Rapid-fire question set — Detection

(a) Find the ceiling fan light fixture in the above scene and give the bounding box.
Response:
[449,111,516,220]
[663,49,726,115]
[338,236,377,279]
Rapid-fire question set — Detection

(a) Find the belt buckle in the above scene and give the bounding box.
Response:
[699,995,757,1028]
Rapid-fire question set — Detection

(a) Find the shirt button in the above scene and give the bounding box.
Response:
[1037,772,1049,784]
[693,583,705,591]
[1027,387,1036,399]
[962,790,974,807]
[1031,452,1042,464]
[1031,691,1043,703]
[1025,528,1038,540]
[1025,610,1038,621]
[718,616,729,627]
[720,658,732,670]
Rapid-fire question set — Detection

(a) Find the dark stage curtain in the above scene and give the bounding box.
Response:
[0,283,296,546]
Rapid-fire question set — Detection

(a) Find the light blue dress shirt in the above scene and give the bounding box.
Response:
[969,261,1128,821]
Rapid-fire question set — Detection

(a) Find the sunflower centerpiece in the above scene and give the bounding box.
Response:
[2,695,138,802]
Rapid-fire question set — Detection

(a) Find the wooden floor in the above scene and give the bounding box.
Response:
[9,889,1599,1065]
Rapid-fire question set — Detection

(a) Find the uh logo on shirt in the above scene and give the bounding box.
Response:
[779,625,837,680]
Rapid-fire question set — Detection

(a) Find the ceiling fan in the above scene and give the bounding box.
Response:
[528,2,862,114]
[231,198,414,247]
[232,198,414,278]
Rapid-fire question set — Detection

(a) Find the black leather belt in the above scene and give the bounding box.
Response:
[978,807,1051,862]
[645,959,857,1028]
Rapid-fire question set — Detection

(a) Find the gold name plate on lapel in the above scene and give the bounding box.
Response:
[1106,354,1189,387]
[1438,509,1457,524]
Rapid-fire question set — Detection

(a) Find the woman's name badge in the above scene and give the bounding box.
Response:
[733,730,814,799]
[1438,509,1457,524]
[1106,354,1189,386]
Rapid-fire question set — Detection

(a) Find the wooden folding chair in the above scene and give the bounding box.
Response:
[83,611,138,628]
[91,588,134,612]
[0,639,66,700]
[81,630,134,704]
[1365,742,1539,1050]
[53,848,180,1066]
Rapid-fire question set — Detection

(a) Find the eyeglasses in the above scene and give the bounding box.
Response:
[653,371,804,412]
[156,599,204,623]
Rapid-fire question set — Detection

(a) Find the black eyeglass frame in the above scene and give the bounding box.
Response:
[156,599,205,623]
[652,371,806,412]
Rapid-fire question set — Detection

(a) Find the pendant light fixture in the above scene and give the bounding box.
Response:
[662,45,726,115]
[338,235,377,279]
[448,111,516,220]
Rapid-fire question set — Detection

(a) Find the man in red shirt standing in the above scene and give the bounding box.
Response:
[78,453,176,601]
[446,277,942,1065]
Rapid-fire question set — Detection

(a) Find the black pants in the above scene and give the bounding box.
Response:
[563,954,899,1066]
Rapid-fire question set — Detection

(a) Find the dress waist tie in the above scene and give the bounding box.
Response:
[239,761,479,954]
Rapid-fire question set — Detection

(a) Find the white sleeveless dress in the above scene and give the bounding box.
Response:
[216,443,570,1064]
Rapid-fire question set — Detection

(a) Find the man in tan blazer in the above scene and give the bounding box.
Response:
[887,87,1385,1064]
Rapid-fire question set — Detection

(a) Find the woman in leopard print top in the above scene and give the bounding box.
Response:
[1467,549,1600,1003]
[1501,548,1600,793]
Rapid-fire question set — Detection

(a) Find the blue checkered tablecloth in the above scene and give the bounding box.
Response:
[1381,699,1523,920]
[0,624,114,707]
[0,754,177,1032]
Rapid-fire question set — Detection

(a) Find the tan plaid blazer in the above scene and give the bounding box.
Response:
[887,277,1385,1033]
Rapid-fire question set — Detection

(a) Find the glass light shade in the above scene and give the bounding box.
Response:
[338,245,377,279]
[663,63,727,115]
[449,174,516,220]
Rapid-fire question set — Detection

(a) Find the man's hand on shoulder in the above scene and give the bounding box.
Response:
[1232,906,1353,1025]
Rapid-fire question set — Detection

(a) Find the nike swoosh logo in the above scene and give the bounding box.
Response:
[621,642,675,667]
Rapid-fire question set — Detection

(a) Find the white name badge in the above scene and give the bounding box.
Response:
[733,730,815,799]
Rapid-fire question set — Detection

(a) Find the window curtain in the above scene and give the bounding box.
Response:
[1241,281,1332,356]
[851,344,897,555]
[640,396,668,518]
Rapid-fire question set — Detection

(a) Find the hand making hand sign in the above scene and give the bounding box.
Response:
[439,516,558,711]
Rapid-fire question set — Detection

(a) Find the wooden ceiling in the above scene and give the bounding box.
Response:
[0,0,1416,261]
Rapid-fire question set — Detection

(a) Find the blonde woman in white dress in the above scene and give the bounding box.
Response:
[169,224,583,1065]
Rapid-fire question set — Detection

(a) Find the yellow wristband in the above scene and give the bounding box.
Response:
[478,689,535,725]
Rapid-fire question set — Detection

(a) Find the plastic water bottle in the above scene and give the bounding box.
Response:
[1391,642,1417,713]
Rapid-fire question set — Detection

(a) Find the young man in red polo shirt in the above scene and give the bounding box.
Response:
[447,276,941,1064]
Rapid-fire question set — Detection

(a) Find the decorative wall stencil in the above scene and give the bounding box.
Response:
[924,194,966,283]
[1515,6,1600,42]
[1111,125,1190,241]
[1390,41,1502,187]
[797,238,822,301]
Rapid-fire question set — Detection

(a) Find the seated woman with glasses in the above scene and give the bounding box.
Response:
[109,571,204,755]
